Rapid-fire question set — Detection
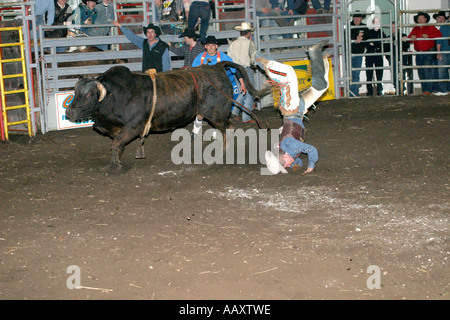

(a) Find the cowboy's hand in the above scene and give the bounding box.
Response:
[422,33,428,38]
[112,21,121,28]
[303,167,314,175]
[239,79,247,94]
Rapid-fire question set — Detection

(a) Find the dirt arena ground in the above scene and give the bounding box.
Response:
[0,95,448,300]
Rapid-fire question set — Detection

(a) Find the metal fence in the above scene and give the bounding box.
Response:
[343,0,450,97]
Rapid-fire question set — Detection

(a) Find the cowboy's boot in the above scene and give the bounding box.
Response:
[299,40,330,114]
[308,39,329,91]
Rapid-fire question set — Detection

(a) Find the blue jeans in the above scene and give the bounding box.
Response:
[256,12,279,40]
[232,68,255,122]
[311,0,331,10]
[436,53,449,93]
[416,52,435,93]
[188,1,211,43]
[350,56,362,97]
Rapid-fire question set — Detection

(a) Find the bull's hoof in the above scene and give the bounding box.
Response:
[135,148,146,159]
[99,163,125,173]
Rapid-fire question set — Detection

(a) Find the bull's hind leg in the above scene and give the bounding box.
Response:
[135,137,146,159]
[206,118,229,150]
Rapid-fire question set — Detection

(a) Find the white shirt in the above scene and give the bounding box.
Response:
[227,36,257,67]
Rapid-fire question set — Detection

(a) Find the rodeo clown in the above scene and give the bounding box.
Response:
[260,40,330,175]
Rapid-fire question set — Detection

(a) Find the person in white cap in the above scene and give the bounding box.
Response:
[261,40,329,174]
[227,22,257,123]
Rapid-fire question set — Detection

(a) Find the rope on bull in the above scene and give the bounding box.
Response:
[142,69,157,137]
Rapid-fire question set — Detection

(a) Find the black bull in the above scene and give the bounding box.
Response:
[65,62,271,169]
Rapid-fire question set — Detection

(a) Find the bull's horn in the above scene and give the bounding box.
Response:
[96,82,107,102]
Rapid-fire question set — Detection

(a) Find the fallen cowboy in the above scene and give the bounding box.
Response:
[262,40,330,175]
[65,63,271,170]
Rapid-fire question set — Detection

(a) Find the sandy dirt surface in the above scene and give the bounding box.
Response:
[0,95,448,300]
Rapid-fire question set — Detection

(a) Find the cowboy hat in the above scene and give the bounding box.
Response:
[433,11,449,20]
[178,28,200,39]
[82,0,100,4]
[265,151,288,174]
[413,12,430,23]
[235,22,255,32]
[204,35,218,45]
[143,23,162,37]
[353,10,366,19]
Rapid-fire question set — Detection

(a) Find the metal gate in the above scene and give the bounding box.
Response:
[0,26,32,140]
[0,1,39,140]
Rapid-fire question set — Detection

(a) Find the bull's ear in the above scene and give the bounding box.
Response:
[96,82,107,102]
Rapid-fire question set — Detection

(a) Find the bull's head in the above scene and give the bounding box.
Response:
[65,78,107,122]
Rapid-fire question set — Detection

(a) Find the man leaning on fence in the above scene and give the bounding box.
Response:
[349,11,369,97]
[408,12,442,95]
[433,11,450,95]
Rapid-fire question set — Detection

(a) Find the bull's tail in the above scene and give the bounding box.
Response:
[216,61,274,100]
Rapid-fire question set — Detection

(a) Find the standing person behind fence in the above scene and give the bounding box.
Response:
[349,11,369,97]
[156,0,180,35]
[385,22,414,95]
[408,12,442,95]
[227,22,258,123]
[168,28,204,67]
[186,0,211,43]
[433,11,450,95]
[35,0,55,32]
[365,17,386,96]
[70,0,98,35]
[112,21,171,73]
[45,0,73,39]
[85,0,115,50]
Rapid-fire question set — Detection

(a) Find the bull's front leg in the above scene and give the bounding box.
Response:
[110,143,125,170]
[108,128,140,170]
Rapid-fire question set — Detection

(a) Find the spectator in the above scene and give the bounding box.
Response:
[433,11,450,95]
[190,35,247,138]
[255,0,288,41]
[187,0,211,43]
[112,21,171,73]
[385,22,414,95]
[365,16,387,96]
[408,12,442,95]
[168,28,204,67]
[310,0,332,14]
[156,0,179,35]
[88,0,115,49]
[291,0,309,15]
[272,0,294,21]
[349,11,369,97]
[45,0,73,38]
[35,0,55,30]
[182,0,190,21]
[227,22,258,123]
[70,0,98,35]
[272,0,295,38]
